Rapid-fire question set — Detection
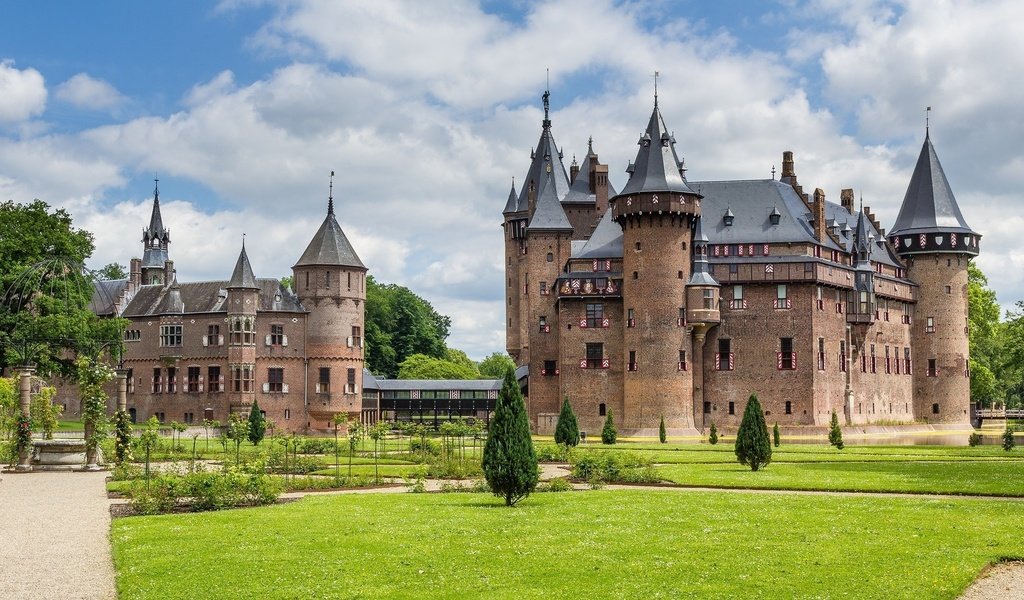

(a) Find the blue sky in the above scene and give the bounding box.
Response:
[1,0,1022,359]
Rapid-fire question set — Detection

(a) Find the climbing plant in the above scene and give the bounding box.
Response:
[76,356,114,462]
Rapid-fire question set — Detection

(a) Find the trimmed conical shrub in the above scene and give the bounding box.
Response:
[773,422,780,448]
[554,396,580,447]
[482,369,539,506]
[734,394,772,471]
[709,422,718,445]
[1004,425,1016,452]
[828,410,844,450]
[659,415,667,444]
[247,400,266,445]
[601,410,617,444]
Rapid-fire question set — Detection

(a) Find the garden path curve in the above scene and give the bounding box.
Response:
[0,470,115,600]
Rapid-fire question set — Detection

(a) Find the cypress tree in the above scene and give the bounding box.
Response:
[1004,425,1016,452]
[553,396,580,447]
[773,422,781,448]
[828,410,844,450]
[482,369,539,506]
[601,409,617,444]
[247,400,266,446]
[659,415,667,444]
[709,422,718,445]
[734,393,772,471]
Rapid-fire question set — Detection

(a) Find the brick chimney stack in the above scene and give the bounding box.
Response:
[812,188,827,242]
[840,188,854,214]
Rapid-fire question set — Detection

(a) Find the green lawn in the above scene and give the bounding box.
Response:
[111,489,1024,600]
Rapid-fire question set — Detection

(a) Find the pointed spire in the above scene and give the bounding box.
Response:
[617,99,699,196]
[688,216,718,286]
[228,243,260,289]
[146,176,167,241]
[853,209,872,265]
[502,178,519,214]
[294,202,366,270]
[328,170,335,216]
[514,89,570,211]
[526,173,573,232]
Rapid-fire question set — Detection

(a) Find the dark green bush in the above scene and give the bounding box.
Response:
[409,437,441,457]
[968,432,982,447]
[569,451,658,484]
[601,410,617,445]
[534,443,571,462]
[735,393,772,471]
[296,438,337,455]
[709,423,719,445]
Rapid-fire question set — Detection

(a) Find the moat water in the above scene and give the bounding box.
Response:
[789,431,1022,446]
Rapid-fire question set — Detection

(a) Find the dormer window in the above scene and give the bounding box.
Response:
[723,208,735,227]
[769,206,781,225]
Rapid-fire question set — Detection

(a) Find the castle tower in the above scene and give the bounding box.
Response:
[293,188,367,422]
[141,179,171,286]
[503,89,571,365]
[612,98,703,434]
[684,215,719,429]
[888,131,979,423]
[226,243,259,417]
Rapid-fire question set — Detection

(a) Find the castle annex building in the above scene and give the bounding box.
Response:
[86,188,369,432]
[503,93,979,435]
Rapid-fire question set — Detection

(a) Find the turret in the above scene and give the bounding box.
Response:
[226,243,259,417]
[612,96,703,434]
[847,210,876,325]
[141,179,171,285]
[888,130,978,423]
[685,216,720,326]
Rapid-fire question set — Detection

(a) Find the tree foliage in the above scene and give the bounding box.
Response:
[828,410,845,450]
[398,353,479,380]
[1004,426,1016,452]
[482,369,538,506]
[247,400,266,445]
[734,394,772,471]
[365,276,451,378]
[601,410,617,444]
[97,263,127,280]
[478,352,515,379]
[659,415,667,444]
[554,396,579,447]
[0,200,125,378]
[708,422,718,445]
[773,422,780,448]
[30,386,62,439]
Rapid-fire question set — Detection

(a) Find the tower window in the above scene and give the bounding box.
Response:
[927,359,937,377]
[628,350,637,372]
[270,324,284,345]
[729,401,735,415]
[325,271,330,288]
[779,337,795,370]
[633,271,638,280]
[585,303,604,328]
[543,360,557,376]
[348,272,352,291]
[305,272,309,289]
[585,343,604,369]
[546,252,553,262]
[347,368,357,394]
[785,401,792,415]
[599,403,607,416]
[945,285,951,294]
[635,242,642,251]
[318,367,330,394]
[926,317,935,333]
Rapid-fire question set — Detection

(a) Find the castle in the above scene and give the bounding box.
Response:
[503,92,979,436]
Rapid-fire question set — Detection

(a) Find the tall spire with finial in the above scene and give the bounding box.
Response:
[925,106,931,137]
[328,170,335,215]
[653,70,659,108]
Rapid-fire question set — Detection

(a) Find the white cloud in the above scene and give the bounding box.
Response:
[55,73,125,111]
[0,59,47,123]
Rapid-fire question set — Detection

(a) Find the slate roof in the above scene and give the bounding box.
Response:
[526,176,573,232]
[145,182,167,241]
[515,94,570,211]
[122,279,302,317]
[688,215,718,286]
[294,204,366,269]
[88,279,130,316]
[561,145,619,204]
[361,370,501,392]
[617,103,698,196]
[575,209,623,259]
[228,245,259,289]
[156,279,185,314]
[890,133,976,236]
[501,180,518,214]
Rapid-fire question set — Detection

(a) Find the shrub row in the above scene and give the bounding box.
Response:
[128,467,281,515]
[569,451,660,484]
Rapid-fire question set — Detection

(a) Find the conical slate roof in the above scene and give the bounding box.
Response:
[146,182,167,240]
[618,102,699,196]
[575,209,623,259]
[516,91,570,211]
[853,210,873,267]
[228,245,260,289]
[688,215,718,286]
[526,176,573,232]
[502,180,518,214]
[294,203,366,270]
[890,133,975,235]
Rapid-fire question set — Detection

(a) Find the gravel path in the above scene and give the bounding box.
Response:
[0,471,115,600]
[959,562,1024,599]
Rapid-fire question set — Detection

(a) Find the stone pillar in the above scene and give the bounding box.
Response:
[691,330,707,432]
[16,367,34,472]
[115,369,128,413]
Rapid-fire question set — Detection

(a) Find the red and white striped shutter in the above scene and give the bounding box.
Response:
[488,390,497,400]
[777,352,783,370]
[593,259,599,272]
[748,244,754,255]
[738,245,744,256]
[579,359,587,369]
[715,353,721,370]
[605,260,612,271]
[729,353,735,370]
[602,318,610,328]
[793,353,797,369]
[763,244,769,255]
[579,318,587,329]
[714,245,720,257]
[601,358,609,369]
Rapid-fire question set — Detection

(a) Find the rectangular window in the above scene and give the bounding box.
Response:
[627,308,635,328]
[347,368,357,393]
[585,303,605,328]
[268,368,284,393]
[270,324,284,345]
[539,316,549,333]
[187,366,201,393]
[885,346,891,374]
[703,289,715,310]
[926,317,935,333]
[232,365,254,393]
[126,368,134,394]
[839,341,847,373]
[351,325,362,348]
[927,359,938,377]
[816,286,824,310]
[778,338,795,370]
[774,285,791,309]
[318,367,330,394]
[208,366,222,393]
[539,281,548,295]
[730,285,746,309]
[870,344,877,374]
[717,338,733,371]
[904,347,912,374]
[167,367,177,393]
[678,350,687,371]
[817,338,825,370]
[152,368,162,394]
[628,350,637,372]
[206,324,220,346]
[785,400,792,415]
[160,324,183,347]
[729,401,735,415]
[543,360,557,376]
[585,343,604,369]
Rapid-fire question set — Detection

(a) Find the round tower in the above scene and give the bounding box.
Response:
[226,244,260,417]
[612,99,702,434]
[293,187,367,425]
[888,131,979,424]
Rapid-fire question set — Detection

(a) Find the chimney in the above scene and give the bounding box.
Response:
[593,160,609,217]
[129,258,142,289]
[812,188,827,243]
[781,151,795,181]
[840,188,854,214]
[569,159,580,184]
[527,179,537,219]
[163,260,174,287]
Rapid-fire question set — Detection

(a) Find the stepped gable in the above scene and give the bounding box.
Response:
[562,142,618,204]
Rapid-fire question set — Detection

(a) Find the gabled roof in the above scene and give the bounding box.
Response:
[502,180,518,214]
[574,209,623,259]
[88,279,130,316]
[617,103,698,196]
[228,245,260,289]
[890,133,975,236]
[526,177,573,232]
[294,203,366,270]
[121,279,301,317]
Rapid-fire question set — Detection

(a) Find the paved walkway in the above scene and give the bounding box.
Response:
[0,470,115,600]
